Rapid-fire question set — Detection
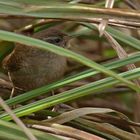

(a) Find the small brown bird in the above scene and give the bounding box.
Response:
[3,28,70,91]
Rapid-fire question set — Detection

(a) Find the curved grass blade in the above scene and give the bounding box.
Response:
[5,52,140,107]
[46,107,114,124]
[0,2,139,24]
[81,23,140,50]
[0,120,62,140]
[0,30,138,91]
[1,68,140,121]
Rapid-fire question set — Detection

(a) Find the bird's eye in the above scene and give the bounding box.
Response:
[43,36,62,44]
[54,37,61,43]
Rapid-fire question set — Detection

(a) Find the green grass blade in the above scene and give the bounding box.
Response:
[1,68,140,121]
[0,120,62,140]
[0,30,138,91]
[0,2,139,23]
[5,52,140,107]
[81,23,140,50]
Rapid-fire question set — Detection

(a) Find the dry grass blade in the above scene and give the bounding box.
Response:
[98,0,115,36]
[45,107,114,124]
[76,118,140,140]
[0,97,37,140]
[124,0,140,9]
[31,123,105,140]
[0,1,140,139]
[103,26,140,83]
[102,24,140,133]
[0,77,13,89]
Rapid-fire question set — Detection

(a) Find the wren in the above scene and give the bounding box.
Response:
[2,28,70,91]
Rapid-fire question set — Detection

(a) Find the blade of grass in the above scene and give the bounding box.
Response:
[0,120,62,140]
[81,23,140,50]
[5,52,140,107]
[0,1,139,24]
[0,30,139,91]
[1,68,140,121]
[0,97,37,140]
